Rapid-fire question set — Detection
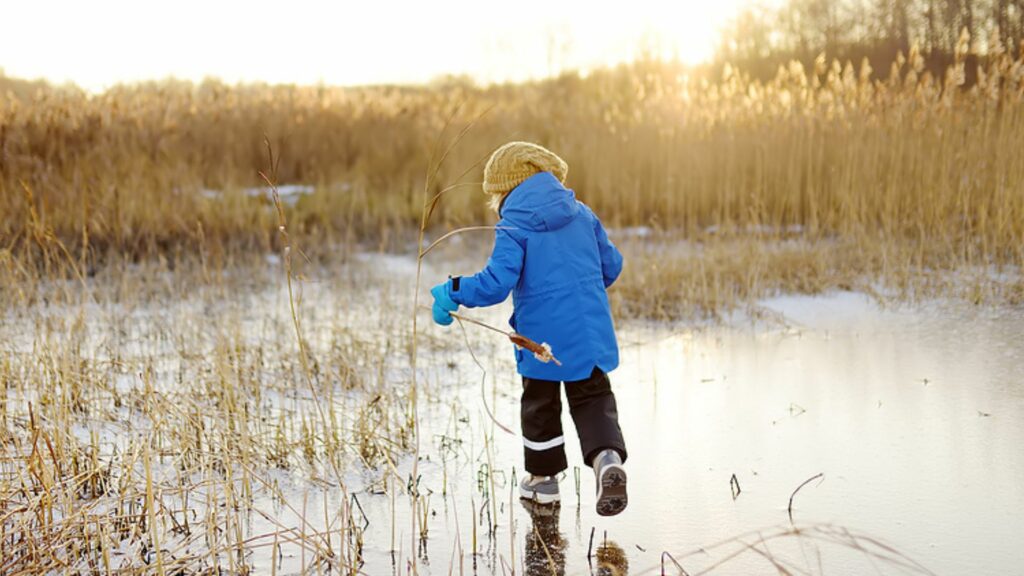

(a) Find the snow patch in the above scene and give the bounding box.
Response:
[243,184,315,206]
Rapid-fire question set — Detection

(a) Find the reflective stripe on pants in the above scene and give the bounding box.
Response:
[521,367,627,476]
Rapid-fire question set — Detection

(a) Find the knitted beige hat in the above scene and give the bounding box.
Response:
[483,141,568,211]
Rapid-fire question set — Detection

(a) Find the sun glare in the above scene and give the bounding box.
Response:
[1,0,763,90]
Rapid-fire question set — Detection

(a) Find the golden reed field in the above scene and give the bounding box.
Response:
[3,37,1024,316]
[2,33,1024,576]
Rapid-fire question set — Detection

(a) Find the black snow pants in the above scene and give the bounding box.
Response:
[521,367,627,476]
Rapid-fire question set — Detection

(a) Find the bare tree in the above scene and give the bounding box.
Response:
[716,0,1021,79]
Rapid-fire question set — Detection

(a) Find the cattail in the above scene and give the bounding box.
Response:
[508,334,561,366]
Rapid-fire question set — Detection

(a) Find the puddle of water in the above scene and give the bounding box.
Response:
[3,254,1021,575]
[231,286,1023,575]
[602,295,1023,574]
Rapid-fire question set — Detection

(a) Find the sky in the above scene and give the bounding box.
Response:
[2,0,766,91]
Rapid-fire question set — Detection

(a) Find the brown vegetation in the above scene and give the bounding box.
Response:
[3,35,1024,314]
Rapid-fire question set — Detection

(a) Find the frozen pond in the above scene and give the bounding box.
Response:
[2,254,1021,575]
[328,289,1023,575]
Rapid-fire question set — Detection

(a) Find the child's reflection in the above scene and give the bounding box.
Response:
[522,500,566,576]
[521,500,630,576]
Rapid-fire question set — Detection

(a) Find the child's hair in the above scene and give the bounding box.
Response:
[483,142,569,212]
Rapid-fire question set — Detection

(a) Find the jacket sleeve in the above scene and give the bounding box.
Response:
[593,213,623,288]
[450,229,524,308]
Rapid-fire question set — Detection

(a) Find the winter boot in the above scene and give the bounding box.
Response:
[593,449,627,516]
[519,474,560,505]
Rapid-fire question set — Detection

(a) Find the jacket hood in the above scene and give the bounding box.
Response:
[499,171,579,232]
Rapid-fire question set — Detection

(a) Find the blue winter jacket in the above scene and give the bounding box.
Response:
[450,171,623,381]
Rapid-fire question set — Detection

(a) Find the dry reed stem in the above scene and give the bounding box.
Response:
[5,54,1024,315]
[788,473,825,524]
[654,523,936,576]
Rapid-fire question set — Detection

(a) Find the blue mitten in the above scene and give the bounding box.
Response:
[430,281,458,326]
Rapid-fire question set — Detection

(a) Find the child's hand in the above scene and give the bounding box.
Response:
[430,282,458,326]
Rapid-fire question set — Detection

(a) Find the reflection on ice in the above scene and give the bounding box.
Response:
[1,255,1021,574]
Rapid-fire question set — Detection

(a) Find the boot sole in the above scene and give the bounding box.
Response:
[596,464,628,516]
[519,486,560,505]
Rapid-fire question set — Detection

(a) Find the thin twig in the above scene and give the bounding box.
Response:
[408,100,467,575]
[419,306,562,366]
[788,473,824,524]
[453,315,516,436]
[418,226,513,259]
[447,309,512,336]
[661,551,690,576]
[587,526,596,565]
[730,474,742,501]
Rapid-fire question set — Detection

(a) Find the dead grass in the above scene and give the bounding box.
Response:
[0,258,431,573]
[3,49,991,573]
[3,38,1024,316]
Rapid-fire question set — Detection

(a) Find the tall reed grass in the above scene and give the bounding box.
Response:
[2,35,1023,312]
[2,50,984,570]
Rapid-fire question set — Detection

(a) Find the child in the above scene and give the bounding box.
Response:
[430,141,628,516]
